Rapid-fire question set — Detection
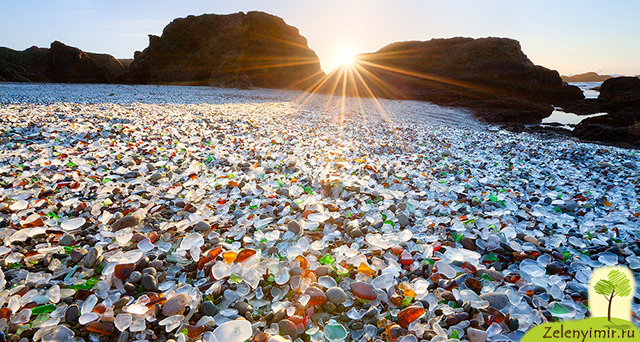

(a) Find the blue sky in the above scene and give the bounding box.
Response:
[1,0,639,75]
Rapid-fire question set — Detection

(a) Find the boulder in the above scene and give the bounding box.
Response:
[0,41,125,83]
[599,76,640,96]
[572,115,637,144]
[570,77,640,145]
[317,37,583,124]
[128,11,324,89]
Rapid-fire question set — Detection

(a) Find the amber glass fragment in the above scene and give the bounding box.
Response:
[223,251,237,264]
[461,261,477,273]
[87,322,114,335]
[186,325,205,338]
[357,262,376,277]
[0,308,11,320]
[304,286,327,306]
[397,306,425,327]
[295,255,308,269]
[93,303,106,314]
[397,281,416,298]
[234,248,256,263]
[198,246,223,270]
[487,307,505,323]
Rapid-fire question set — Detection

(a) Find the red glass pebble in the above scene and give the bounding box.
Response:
[350,282,377,300]
[399,251,414,266]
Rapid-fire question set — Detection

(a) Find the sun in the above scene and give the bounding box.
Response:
[337,50,356,65]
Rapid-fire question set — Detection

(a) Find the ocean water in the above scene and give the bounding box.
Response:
[569,81,602,99]
[541,81,604,129]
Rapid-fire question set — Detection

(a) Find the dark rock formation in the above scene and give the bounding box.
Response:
[128,11,324,89]
[316,37,583,123]
[599,76,640,98]
[0,46,51,82]
[561,72,612,83]
[573,116,636,144]
[572,77,640,145]
[0,41,126,83]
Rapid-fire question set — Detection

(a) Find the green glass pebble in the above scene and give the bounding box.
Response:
[551,302,569,314]
[31,304,56,315]
[319,254,334,265]
[16,325,30,336]
[229,273,243,283]
[324,322,348,341]
[485,253,498,262]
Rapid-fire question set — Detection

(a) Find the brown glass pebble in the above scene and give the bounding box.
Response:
[86,322,114,335]
[114,263,136,280]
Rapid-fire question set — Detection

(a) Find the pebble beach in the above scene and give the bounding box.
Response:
[0,83,639,342]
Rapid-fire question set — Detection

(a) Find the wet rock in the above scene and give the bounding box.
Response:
[475,269,504,282]
[325,286,347,304]
[287,220,301,234]
[83,247,102,268]
[479,292,509,310]
[69,248,88,263]
[467,327,488,342]
[141,274,158,291]
[277,319,298,339]
[234,301,253,316]
[396,213,409,227]
[194,221,211,231]
[58,234,75,246]
[162,293,189,316]
[111,215,140,231]
[201,301,218,316]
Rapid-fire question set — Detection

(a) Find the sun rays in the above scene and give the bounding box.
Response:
[290,45,528,152]
[291,52,415,152]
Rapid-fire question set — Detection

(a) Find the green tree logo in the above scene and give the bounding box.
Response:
[593,269,632,322]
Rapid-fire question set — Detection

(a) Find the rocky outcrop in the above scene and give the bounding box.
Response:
[317,37,583,123]
[572,77,640,145]
[561,72,612,82]
[128,11,324,89]
[0,41,126,83]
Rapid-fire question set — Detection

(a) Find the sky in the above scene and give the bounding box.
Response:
[1,0,639,76]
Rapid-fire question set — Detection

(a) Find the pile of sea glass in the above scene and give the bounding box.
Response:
[0,84,638,342]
